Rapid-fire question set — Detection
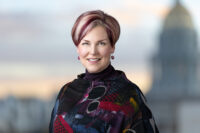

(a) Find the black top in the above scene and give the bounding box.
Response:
[49,64,159,133]
[84,64,119,81]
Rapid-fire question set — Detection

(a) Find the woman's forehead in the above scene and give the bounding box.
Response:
[82,26,109,41]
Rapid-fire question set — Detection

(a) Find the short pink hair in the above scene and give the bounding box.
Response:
[71,10,120,47]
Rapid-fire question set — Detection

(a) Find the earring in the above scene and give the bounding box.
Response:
[111,55,115,60]
[78,56,80,60]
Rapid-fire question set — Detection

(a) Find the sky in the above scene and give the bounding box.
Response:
[0,0,200,99]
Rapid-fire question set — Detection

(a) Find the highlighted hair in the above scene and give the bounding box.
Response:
[71,10,120,47]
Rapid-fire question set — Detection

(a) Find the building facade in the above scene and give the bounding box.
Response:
[147,1,200,133]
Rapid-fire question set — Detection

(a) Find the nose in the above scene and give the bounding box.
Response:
[90,45,98,55]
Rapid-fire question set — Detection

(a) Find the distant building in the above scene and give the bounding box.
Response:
[0,95,55,133]
[147,1,200,133]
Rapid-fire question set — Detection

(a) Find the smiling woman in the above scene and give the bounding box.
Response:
[77,25,115,73]
[49,10,159,133]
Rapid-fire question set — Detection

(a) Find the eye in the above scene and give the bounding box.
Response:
[99,42,106,45]
[81,42,89,45]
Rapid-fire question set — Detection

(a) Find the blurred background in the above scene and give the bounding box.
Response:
[0,0,200,132]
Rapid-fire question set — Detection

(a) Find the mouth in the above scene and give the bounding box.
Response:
[87,58,101,63]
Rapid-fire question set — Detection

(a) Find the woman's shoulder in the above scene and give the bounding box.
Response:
[55,78,90,114]
[113,70,142,91]
[57,78,90,100]
[112,70,147,105]
[56,81,72,100]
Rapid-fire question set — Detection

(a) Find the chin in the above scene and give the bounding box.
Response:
[87,69,100,73]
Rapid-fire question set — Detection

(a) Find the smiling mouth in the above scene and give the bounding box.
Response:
[87,58,101,63]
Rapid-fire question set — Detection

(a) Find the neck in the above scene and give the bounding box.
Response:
[84,64,116,81]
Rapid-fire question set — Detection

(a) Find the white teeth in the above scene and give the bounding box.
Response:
[88,58,100,61]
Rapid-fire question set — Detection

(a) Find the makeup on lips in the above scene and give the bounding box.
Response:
[87,58,101,64]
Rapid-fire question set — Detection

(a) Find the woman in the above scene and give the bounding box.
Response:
[49,10,159,133]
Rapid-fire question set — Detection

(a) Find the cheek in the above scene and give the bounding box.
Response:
[77,48,88,57]
[101,48,112,58]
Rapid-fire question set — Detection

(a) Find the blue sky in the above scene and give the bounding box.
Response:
[0,0,200,98]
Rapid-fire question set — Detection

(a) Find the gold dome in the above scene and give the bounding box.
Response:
[163,1,194,29]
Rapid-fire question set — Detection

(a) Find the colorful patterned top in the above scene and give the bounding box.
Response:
[49,65,159,133]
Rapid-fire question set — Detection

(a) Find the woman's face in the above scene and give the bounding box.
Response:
[77,25,115,73]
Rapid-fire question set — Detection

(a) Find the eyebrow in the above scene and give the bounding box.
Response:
[82,39,108,42]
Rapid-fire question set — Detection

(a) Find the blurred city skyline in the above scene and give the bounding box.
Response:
[0,0,200,99]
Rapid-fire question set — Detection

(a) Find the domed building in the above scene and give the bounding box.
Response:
[147,1,200,133]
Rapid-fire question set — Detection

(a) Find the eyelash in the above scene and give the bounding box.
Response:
[82,42,89,45]
[81,42,106,45]
[99,42,106,45]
